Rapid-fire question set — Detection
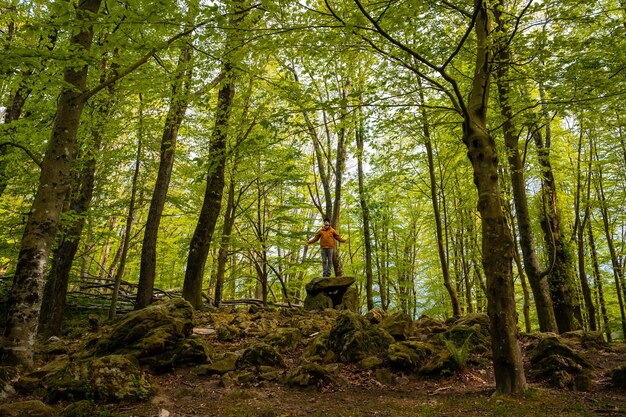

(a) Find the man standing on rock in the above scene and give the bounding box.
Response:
[306,218,347,277]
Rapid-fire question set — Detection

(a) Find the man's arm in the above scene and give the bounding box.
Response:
[333,230,347,243]
[307,230,321,244]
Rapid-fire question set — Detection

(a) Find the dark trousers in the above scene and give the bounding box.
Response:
[321,248,334,277]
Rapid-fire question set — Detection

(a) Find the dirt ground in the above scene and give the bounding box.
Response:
[104,342,626,417]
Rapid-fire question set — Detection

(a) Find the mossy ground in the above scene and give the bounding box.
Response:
[2,307,625,416]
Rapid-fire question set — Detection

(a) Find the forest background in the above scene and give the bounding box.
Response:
[0,0,625,390]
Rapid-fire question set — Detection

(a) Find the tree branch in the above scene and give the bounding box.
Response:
[0,141,42,168]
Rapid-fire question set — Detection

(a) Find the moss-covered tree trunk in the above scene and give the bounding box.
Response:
[38,97,108,336]
[533,123,579,333]
[462,0,526,393]
[1,0,102,367]
[493,8,558,333]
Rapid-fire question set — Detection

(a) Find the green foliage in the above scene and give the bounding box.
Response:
[443,335,472,371]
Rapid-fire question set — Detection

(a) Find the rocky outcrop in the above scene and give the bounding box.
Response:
[45,354,153,404]
[304,277,358,312]
[528,335,593,389]
[327,311,394,363]
[0,400,56,417]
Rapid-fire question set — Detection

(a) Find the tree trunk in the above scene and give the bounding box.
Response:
[182,69,235,309]
[418,79,461,317]
[587,220,612,342]
[594,148,626,338]
[214,161,238,307]
[462,0,526,393]
[355,102,374,310]
[39,93,109,336]
[109,104,143,319]
[136,39,194,309]
[493,9,558,333]
[1,0,102,367]
[573,127,596,330]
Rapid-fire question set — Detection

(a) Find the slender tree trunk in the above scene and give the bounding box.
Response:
[355,103,374,310]
[493,10,558,333]
[1,0,102,367]
[214,161,238,307]
[573,127,596,330]
[534,88,579,333]
[136,39,194,309]
[39,92,110,336]
[588,220,612,342]
[183,70,235,309]
[109,105,143,319]
[418,79,461,317]
[594,150,626,338]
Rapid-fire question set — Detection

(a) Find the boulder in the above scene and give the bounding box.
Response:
[82,298,193,360]
[264,327,302,351]
[302,332,337,363]
[610,364,626,389]
[561,330,608,350]
[0,400,56,417]
[197,352,239,376]
[303,292,333,311]
[237,343,285,368]
[419,349,457,375]
[365,308,386,324]
[413,315,447,336]
[529,336,593,388]
[285,363,339,388]
[387,341,434,370]
[45,354,152,404]
[380,311,413,341]
[440,324,489,353]
[304,277,358,312]
[152,337,209,373]
[328,311,394,363]
[452,313,490,336]
[62,400,100,417]
[216,324,240,341]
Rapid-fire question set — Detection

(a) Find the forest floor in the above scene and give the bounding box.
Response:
[3,305,626,417]
[106,364,626,417]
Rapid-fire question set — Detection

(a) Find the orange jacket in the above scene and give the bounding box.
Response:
[308,227,346,249]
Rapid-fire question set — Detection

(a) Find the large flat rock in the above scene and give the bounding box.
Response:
[305,276,355,294]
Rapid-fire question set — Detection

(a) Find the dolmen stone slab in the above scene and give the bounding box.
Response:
[304,276,358,312]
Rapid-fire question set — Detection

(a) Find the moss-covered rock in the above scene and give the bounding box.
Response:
[561,330,608,350]
[337,287,359,312]
[304,292,333,311]
[196,352,239,376]
[388,341,433,370]
[237,343,285,368]
[413,315,447,337]
[82,298,193,359]
[452,313,490,336]
[264,327,302,351]
[61,400,101,417]
[529,336,593,388]
[419,348,457,375]
[380,311,413,341]
[14,375,42,395]
[45,354,152,404]
[216,324,241,341]
[365,308,386,324]
[284,363,339,388]
[0,400,56,417]
[440,324,489,353]
[302,332,337,363]
[610,364,626,389]
[153,337,210,373]
[0,366,18,400]
[358,356,384,370]
[328,311,394,363]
